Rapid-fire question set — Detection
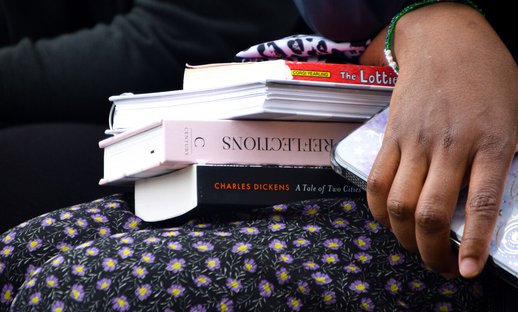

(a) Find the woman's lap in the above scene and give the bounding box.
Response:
[0,193,486,311]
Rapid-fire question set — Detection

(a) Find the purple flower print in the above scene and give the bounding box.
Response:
[60,212,73,220]
[303,224,321,233]
[218,298,233,312]
[96,278,112,291]
[71,265,87,277]
[279,254,294,264]
[26,239,43,252]
[344,263,362,274]
[167,284,185,298]
[321,253,339,265]
[98,227,111,237]
[243,259,257,273]
[331,218,349,228]
[63,227,78,238]
[91,214,108,223]
[50,256,64,267]
[287,297,303,311]
[272,204,288,212]
[112,295,131,311]
[41,217,56,227]
[226,278,243,293]
[194,275,212,287]
[2,232,15,244]
[213,231,232,237]
[322,290,336,305]
[161,230,180,237]
[409,279,426,291]
[132,266,148,279]
[205,257,221,270]
[388,253,405,266]
[123,217,141,231]
[303,204,320,216]
[231,242,251,255]
[144,236,161,244]
[166,258,186,273]
[120,237,134,244]
[28,292,41,306]
[85,247,100,256]
[349,280,369,293]
[0,262,5,274]
[364,220,381,233]
[102,258,118,272]
[51,301,64,312]
[141,252,155,263]
[312,272,332,285]
[355,252,372,264]
[354,236,371,250]
[118,247,134,259]
[296,281,310,295]
[276,268,291,284]
[75,218,88,228]
[56,242,73,252]
[360,298,375,311]
[240,227,259,235]
[341,200,357,212]
[0,283,14,304]
[268,223,286,232]
[189,305,206,312]
[435,302,453,312]
[188,231,204,237]
[323,238,343,250]
[135,284,152,300]
[385,278,401,295]
[192,241,214,252]
[258,280,274,297]
[439,283,457,297]
[168,241,183,251]
[293,238,310,247]
[105,201,121,209]
[70,284,85,302]
[269,239,287,252]
[302,261,320,271]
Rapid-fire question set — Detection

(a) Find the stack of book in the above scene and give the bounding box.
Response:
[99,60,395,222]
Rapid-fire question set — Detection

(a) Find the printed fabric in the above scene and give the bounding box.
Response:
[234,34,370,63]
[0,194,486,311]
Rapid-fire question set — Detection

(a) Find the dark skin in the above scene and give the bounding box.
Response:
[359,2,518,279]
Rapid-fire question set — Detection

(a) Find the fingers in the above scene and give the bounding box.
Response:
[458,149,514,278]
[385,151,429,252]
[414,153,467,277]
[367,139,400,228]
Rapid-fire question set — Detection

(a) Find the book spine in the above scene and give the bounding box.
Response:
[286,62,397,87]
[164,120,359,168]
[195,165,363,207]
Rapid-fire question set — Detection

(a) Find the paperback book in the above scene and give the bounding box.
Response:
[99,119,359,184]
[330,106,518,284]
[134,164,363,222]
[183,60,397,90]
[108,79,392,132]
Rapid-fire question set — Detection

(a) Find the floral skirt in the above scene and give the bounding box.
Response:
[0,193,486,311]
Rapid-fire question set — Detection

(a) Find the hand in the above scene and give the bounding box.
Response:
[363,3,518,278]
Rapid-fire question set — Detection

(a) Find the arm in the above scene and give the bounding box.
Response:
[0,0,304,125]
[362,2,518,278]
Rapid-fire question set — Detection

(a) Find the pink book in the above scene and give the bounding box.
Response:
[99,119,359,184]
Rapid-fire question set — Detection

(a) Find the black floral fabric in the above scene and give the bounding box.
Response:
[0,194,486,311]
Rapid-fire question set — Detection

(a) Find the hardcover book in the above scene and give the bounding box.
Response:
[330,106,518,283]
[108,79,392,132]
[99,119,359,185]
[183,60,397,90]
[134,164,363,222]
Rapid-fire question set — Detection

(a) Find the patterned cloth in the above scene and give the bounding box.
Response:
[234,34,370,63]
[0,194,486,311]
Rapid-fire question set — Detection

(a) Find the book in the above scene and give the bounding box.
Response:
[108,79,392,132]
[330,106,518,284]
[99,119,360,185]
[183,60,397,90]
[134,164,363,222]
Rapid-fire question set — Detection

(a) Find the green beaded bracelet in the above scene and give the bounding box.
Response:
[384,0,482,74]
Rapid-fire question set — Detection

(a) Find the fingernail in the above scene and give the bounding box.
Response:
[460,257,479,278]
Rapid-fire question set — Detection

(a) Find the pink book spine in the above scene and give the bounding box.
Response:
[164,120,359,166]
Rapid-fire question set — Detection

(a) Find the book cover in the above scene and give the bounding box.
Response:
[108,79,392,132]
[183,60,397,90]
[330,106,518,282]
[99,119,360,185]
[134,164,363,222]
